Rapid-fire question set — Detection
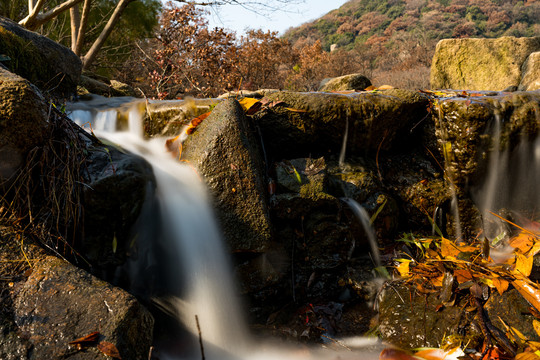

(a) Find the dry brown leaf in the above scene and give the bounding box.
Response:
[97,341,122,359]
[69,331,100,350]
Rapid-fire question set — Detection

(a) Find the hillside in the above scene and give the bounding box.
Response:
[282,0,540,88]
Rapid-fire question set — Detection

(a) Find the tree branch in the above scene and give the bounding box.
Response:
[20,0,84,30]
[82,0,135,70]
[75,0,92,56]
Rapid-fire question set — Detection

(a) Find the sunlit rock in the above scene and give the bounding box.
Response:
[181,99,272,252]
[430,37,540,91]
[0,16,81,98]
[0,67,48,181]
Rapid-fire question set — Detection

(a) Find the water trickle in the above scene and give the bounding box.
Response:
[340,198,382,269]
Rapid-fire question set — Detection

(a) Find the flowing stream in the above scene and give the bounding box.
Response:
[67,96,382,360]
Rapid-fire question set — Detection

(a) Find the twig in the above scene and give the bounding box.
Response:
[195,315,205,360]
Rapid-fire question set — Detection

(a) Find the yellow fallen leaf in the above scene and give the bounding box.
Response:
[395,259,411,278]
[513,253,534,277]
[492,277,510,295]
[238,97,260,112]
[533,320,540,338]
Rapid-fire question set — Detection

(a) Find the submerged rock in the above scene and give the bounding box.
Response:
[0,16,81,98]
[0,67,48,181]
[430,37,540,91]
[181,99,272,252]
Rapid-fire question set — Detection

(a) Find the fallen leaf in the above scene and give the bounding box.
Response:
[453,269,474,284]
[492,277,510,295]
[285,107,308,113]
[185,112,211,135]
[513,253,534,277]
[533,319,540,338]
[515,352,540,360]
[395,259,411,278]
[69,331,100,350]
[414,347,465,360]
[377,85,394,90]
[98,341,122,359]
[510,233,535,254]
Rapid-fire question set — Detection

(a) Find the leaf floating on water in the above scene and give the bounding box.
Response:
[98,341,122,359]
[69,331,100,350]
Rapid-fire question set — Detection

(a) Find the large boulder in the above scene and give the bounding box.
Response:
[82,138,156,278]
[254,89,429,160]
[519,52,540,91]
[0,16,81,98]
[0,67,48,181]
[319,73,372,92]
[181,99,272,252]
[430,37,540,91]
[12,256,154,359]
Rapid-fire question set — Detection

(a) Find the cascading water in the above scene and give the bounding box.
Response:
[69,98,249,359]
[67,96,382,360]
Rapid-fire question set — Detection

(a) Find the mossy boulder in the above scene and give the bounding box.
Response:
[519,52,540,91]
[0,67,48,181]
[319,73,372,92]
[255,89,429,160]
[430,37,540,91]
[0,16,81,98]
[181,99,272,252]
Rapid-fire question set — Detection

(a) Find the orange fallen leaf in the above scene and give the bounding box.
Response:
[98,341,122,359]
[185,112,211,135]
[513,253,534,277]
[492,277,510,295]
[509,233,535,254]
[453,269,474,284]
[515,352,540,360]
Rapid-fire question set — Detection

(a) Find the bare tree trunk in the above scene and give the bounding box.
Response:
[81,0,135,70]
[70,5,80,52]
[20,0,84,30]
[74,0,92,56]
[28,0,37,13]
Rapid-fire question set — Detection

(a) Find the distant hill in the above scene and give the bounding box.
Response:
[284,0,540,52]
[282,0,539,88]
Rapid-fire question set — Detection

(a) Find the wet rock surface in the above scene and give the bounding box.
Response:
[181,99,272,252]
[82,139,156,278]
[254,89,429,160]
[0,226,154,360]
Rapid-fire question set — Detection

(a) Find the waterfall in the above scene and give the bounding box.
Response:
[67,96,382,360]
[69,99,249,359]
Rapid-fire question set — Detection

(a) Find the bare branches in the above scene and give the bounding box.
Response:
[19,0,84,30]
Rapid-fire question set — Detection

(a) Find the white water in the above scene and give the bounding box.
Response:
[67,99,382,360]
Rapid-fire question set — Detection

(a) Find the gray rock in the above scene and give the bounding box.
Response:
[319,73,372,92]
[0,16,81,98]
[430,37,540,91]
[181,99,272,252]
[11,256,154,359]
[519,52,540,91]
[0,67,48,181]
